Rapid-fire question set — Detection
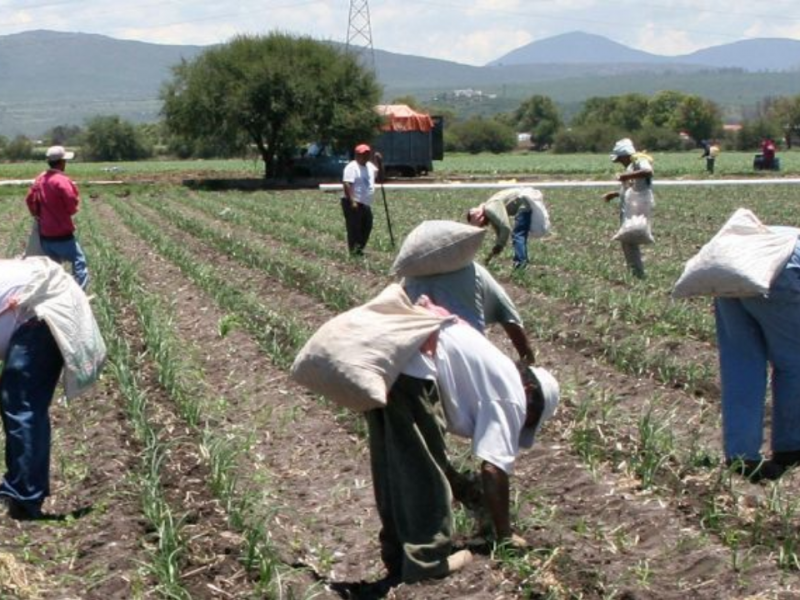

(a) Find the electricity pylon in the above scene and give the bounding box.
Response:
[346,0,376,72]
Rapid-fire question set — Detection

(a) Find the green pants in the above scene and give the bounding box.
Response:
[365,374,453,583]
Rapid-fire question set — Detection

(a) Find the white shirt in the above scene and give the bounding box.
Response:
[401,321,526,474]
[0,260,37,359]
[343,160,378,207]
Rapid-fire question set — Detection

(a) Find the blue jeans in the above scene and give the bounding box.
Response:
[0,319,64,510]
[41,236,89,290]
[715,297,800,461]
[512,211,531,268]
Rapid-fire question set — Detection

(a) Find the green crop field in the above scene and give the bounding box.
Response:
[1,164,800,598]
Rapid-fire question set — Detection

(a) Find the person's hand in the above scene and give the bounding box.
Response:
[602,192,616,203]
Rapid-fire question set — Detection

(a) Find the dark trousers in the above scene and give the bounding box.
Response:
[0,319,63,511]
[341,197,373,255]
[365,375,452,583]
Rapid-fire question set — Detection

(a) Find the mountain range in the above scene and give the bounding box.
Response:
[1,30,800,137]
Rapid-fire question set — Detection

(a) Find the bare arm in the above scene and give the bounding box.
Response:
[481,461,511,540]
[501,321,535,365]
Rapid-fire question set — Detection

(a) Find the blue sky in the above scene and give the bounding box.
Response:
[1,0,799,65]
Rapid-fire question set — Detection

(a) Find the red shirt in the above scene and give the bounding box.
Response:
[25,169,80,237]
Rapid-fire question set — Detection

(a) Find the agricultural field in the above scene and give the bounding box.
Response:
[1,164,800,599]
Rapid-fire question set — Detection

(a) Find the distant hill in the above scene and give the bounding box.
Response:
[488,31,800,72]
[1,30,800,137]
[488,31,669,66]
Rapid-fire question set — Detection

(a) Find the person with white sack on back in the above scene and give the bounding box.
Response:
[602,138,654,279]
[0,257,106,520]
[467,187,549,270]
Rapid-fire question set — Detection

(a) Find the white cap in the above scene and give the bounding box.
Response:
[609,138,635,162]
[46,146,75,161]
[519,366,560,449]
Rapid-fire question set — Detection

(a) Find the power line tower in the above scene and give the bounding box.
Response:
[346,0,376,72]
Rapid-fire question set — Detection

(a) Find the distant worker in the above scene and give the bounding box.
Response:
[714,227,800,482]
[25,146,89,290]
[466,187,547,270]
[602,138,654,279]
[761,138,777,170]
[341,143,383,256]
[700,140,720,174]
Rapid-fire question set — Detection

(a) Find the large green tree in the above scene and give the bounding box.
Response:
[513,94,562,149]
[161,33,381,178]
[671,96,722,143]
[769,95,800,148]
[82,115,152,161]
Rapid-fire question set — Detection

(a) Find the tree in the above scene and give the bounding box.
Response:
[572,94,649,132]
[645,91,687,128]
[4,135,34,161]
[45,124,83,146]
[447,117,515,154]
[82,115,152,161]
[161,33,381,178]
[769,95,800,149]
[672,96,722,143]
[513,95,562,149]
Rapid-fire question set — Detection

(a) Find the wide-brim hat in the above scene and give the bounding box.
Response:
[609,138,635,162]
[519,366,560,449]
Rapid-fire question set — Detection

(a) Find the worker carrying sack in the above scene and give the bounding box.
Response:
[291,284,451,412]
[672,208,798,298]
[390,220,486,278]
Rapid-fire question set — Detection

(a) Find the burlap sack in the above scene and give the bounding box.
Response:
[672,208,798,298]
[291,284,449,412]
[390,220,486,277]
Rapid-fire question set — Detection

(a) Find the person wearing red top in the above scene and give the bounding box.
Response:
[25,146,89,290]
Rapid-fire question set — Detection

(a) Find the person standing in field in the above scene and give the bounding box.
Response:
[700,140,720,174]
[341,143,383,256]
[602,138,654,279]
[25,146,89,290]
[466,187,547,270]
[0,257,105,520]
[714,228,800,483]
[366,296,558,585]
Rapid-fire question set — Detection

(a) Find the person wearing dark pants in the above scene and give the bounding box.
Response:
[365,374,453,584]
[0,319,64,519]
[341,143,382,256]
[0,258,106,520]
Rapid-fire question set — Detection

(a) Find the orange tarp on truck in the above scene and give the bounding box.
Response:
[376,104,435,133]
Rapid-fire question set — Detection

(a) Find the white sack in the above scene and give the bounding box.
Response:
[613,215,654,245]
[672,208,798,298]
[291,284,449,412]
[390,220,486,277]
[527,191,551,239]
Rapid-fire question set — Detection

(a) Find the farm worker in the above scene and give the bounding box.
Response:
[715,228,800,482]
[403,260,536,365]
[366,295,559,585]
[466,187,546,269]
[700,140,720,174]
[25,146,90,290]
[341,143,383,256]
[602,138,654,279]
[761,138,777,170]
[0,257,106,520]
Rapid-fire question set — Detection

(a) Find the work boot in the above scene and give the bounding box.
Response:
[2,497,44,520]
[726,458,784,483]
[772,450,800,469]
